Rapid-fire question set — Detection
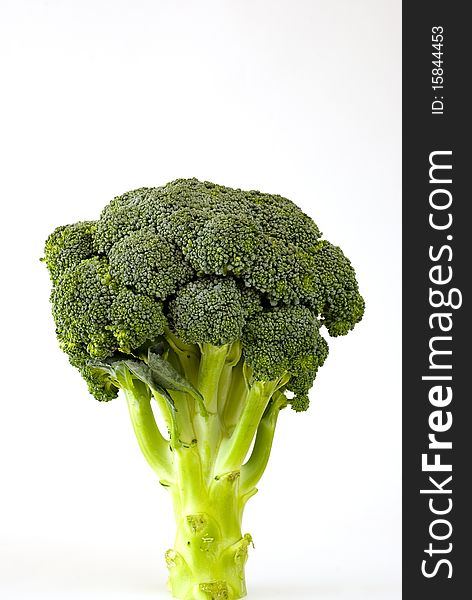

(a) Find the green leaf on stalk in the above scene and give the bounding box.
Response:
[124,359,176,409]
[147,349,207,416]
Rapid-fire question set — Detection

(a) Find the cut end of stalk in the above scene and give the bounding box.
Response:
[199,580,230,599]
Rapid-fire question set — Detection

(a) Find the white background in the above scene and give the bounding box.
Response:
[0,1,401,599]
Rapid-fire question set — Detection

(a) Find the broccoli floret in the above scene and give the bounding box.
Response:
[169,277,247,346]
[51,256,116,359]
[51,255,167,396]
[43,221,95,283]
[185,214,264,277]
[109,288,167,354]
[42,178,364,600]
[309,241,365,335]
[242,305,328,405]
[71,350,120,402]
[94,187,154,253]
[109,228,193,299]
[244,239,319,304]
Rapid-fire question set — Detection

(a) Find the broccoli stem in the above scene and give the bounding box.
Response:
[197,343,229,413]
[193,344,229,476]
[151,388,179,444]
[215,380,279,476]
[240,391,287,495]
[222,359,249,436]
[123,385,174,484]
[170,390,196,447]
[167,445,252,600]
[165,329,201,388]
[124,342,287,599]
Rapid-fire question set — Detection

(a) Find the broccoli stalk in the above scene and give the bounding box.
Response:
[114,340,286,599]
[42,178,364,599]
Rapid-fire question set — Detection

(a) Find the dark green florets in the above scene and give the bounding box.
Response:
[245,240,318,304]
[72,353,120,402]
[50,256,166,399]
[43,221,95,283]
[109,289,166,354]
[244,189,321,250]
[286,336,329,411]
[169,278,247,347]
[309,241,365,336]
[51,257,115,359]
[43,178,364,407]
[94,188,154,253]
[109,229,193,299]
[242,305,329,405]
[185,214,264,277]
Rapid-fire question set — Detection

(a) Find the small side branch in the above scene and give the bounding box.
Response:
[222,359,249,436]
[193,344,232,470]
[198,343,230,413]
[216,380,280,475]
[124,386,174,484]
[150,388,179,444]
[164,327,201,387]
[240,392,287,494]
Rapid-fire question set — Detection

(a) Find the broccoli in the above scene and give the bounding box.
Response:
[42,178,364,600]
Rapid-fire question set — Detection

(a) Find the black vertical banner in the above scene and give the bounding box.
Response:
[403,2,470,599]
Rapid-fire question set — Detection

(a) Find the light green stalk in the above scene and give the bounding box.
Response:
[123,384,174,485]
[240,392,287,495]
[122,342,287,600]
[167,446,252,600]
[215,380,280,476]
[193,343,229,477]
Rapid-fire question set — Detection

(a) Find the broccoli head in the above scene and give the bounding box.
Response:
[44,178,363,406]
[42,178,364,600]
